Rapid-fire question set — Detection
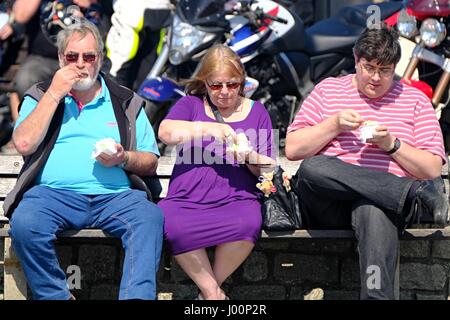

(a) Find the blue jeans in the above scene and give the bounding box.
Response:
[8,185,164,300]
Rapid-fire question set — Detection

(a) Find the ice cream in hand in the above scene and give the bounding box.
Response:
[360,120,379,143]
[229,133,253,153]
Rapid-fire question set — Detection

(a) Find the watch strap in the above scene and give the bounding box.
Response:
[387,138,401,155]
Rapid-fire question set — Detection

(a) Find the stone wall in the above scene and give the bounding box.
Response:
[1,237,450,300]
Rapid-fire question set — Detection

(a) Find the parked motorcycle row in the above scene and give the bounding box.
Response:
[135,0,404,151]
[390,0,450,149]
[1,0,450,153]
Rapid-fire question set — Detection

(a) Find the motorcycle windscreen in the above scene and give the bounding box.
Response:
[138,78,185,102]
[177,0,228,29]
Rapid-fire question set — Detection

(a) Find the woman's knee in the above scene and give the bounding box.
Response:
[236,216,261,240]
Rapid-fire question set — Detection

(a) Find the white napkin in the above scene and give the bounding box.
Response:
[227,133,253,153]
[91,138,117,159]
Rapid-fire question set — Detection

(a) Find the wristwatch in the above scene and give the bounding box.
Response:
[118,151,129,169]
[387,138,401,155]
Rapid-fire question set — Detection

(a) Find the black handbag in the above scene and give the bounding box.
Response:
[259,165,302,231]
[205,96,302,230]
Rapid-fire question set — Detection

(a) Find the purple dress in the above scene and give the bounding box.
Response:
[158,96,274,255]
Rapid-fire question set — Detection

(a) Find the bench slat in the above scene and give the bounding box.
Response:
[2,224,449,239]
[0,155,23,174]
[0,178,16,198]
[0,155,302,176]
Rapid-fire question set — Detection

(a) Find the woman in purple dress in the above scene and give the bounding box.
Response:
[158,44,276,300]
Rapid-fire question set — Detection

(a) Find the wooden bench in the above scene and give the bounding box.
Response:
[1,153,449,300]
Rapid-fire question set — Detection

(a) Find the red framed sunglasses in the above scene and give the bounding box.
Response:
[64,52,98,63]
[206,81,242,91]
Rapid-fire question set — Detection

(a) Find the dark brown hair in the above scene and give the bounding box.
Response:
[353,23,401,66]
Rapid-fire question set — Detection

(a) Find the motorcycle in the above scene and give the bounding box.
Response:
[40,0,104,44]
[390,0,450,150]
[138,0,403,151]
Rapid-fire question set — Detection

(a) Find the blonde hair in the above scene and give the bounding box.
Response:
[185,44,245,96]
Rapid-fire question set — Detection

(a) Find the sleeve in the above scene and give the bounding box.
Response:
[254,102,275,159]
[287,84,325,133]
[413,98,446,163]
[164,96,196,121]
[14,96,38,129]
[135,108,160,157]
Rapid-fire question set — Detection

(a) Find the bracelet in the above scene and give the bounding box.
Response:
[47,90,59,104]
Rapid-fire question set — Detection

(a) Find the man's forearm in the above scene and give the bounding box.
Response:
[285,116,340,160]
[390,141,443,179]
[13,0,41,23]
[13,92,60,155]
[124,151,158,176]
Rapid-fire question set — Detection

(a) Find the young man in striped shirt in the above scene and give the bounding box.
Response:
[285,24,448,300]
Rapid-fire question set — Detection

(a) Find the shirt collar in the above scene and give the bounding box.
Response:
[66,75,110,111]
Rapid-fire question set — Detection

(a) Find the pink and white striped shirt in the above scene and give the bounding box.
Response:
[287,74,445,177]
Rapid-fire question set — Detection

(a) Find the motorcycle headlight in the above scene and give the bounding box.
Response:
[169,15,215,65]
[419,18,446,48]
[396,9,418,38]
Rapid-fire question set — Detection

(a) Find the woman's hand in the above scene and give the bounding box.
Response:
[202,122,237,144]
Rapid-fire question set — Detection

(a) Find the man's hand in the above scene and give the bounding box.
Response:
[334,109,364,132]
[367,125,396,152]
[48,65,88,99]
[96,143,127,167]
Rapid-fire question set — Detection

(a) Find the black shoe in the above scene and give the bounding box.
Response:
[415,180,449,228]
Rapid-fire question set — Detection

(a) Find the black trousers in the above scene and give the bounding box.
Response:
[295,155,418,300]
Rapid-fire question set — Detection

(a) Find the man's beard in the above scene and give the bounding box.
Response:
[72,70,99,91]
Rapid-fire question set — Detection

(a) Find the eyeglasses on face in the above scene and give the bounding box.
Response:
[206,81,242,91]
[64,52,98,63]
[361,63,394,77]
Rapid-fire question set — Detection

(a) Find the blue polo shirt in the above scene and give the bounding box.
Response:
[15,76,160,194]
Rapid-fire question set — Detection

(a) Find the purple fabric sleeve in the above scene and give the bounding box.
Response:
[164,96,199,121]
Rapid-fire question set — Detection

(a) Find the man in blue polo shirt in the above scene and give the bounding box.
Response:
[3,19,163,300]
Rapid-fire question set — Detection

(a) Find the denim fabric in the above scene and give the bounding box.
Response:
[8,186,164,300]
[296,155,417,299]
[351,200,398,300]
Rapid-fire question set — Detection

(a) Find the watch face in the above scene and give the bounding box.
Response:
[389,138,401,154]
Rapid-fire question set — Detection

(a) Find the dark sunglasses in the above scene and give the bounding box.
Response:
[206,81,242,91]
[64,52,98,63]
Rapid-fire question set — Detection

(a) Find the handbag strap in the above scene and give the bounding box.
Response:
[206,94,274,168]
[206,94,226,124]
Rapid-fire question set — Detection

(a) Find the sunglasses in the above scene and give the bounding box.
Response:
[64,52,98,63]
[206,81,242,91]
